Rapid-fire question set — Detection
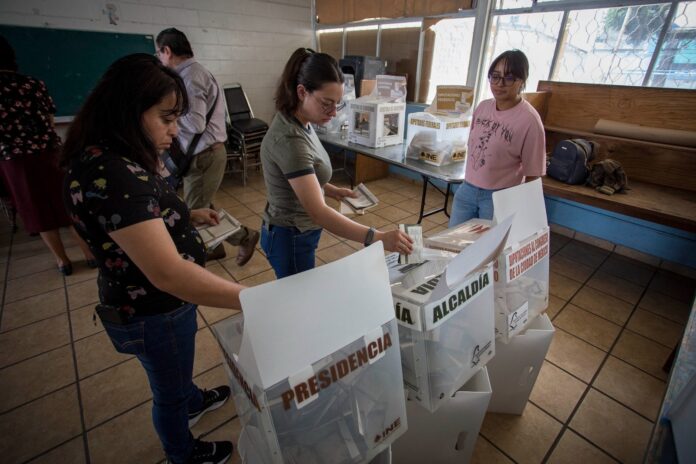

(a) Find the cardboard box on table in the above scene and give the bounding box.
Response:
[491,179,550,343]
[212,244,407,464]
[348,75,407,148]
[391,367,492,464]
[390,217,513,413]
[485,313,555,414]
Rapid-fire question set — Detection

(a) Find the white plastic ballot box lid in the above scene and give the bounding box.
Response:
[492,179,547,247]
[237,242,395,389]
[432,215,514,300]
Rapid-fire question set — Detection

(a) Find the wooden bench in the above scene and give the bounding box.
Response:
[527,81,696,233]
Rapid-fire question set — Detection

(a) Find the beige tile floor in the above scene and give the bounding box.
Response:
[0,172,693,463]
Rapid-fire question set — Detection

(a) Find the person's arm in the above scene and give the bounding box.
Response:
[178,75,208,136]
[288,174,413,254]
[109,219,244,309]
[520,111,547,181]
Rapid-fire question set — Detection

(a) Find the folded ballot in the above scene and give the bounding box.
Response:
[195,209,242,250]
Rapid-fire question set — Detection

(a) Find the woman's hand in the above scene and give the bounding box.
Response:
[190,208,220,226]
[331,187,357,201]
[376,229,414,254]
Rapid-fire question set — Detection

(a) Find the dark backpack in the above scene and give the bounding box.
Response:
[547,139,596,185]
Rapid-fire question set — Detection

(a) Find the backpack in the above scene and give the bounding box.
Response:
[547,139,596,185]
[587,159,628,195]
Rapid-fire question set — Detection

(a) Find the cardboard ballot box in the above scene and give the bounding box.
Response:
[348,75,407,148]
[390,218,512,412]
[213,244,407,464]
[491,180,550,343]
[486,313,555,414]
[405,112,470,166]
[391,367,492,464]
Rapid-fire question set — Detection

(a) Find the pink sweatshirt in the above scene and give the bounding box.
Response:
[465,98,546,189]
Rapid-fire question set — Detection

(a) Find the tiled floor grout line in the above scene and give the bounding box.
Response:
[0,228,16,333]
[541,249,615,463]
[477,433,519,464]
[541,258,659,463]
[526,398,620,463]
[63,275,93,464]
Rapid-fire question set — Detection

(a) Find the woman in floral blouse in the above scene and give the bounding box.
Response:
[0,36,94,275]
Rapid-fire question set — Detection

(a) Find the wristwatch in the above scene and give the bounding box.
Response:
[364,227,376,247]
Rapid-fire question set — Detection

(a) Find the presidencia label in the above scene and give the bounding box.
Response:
[280,330,394,411]
[504,230,550,283]
[423,268,492,331]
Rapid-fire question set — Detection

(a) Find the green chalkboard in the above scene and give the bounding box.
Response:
[0,25,154,116]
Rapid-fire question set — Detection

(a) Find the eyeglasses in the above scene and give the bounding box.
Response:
[310,93,346,114]
[488,73,519,87]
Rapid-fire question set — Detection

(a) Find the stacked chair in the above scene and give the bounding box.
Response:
[223,83,268,185]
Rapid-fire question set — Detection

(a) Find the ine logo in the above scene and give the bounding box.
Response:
[509,310,522,331]
[374,417,401,444]
[471,341,492,367]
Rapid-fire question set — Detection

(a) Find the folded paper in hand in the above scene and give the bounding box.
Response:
[340,183,379,215]
[398,224,423,265]
[195,209,242,250]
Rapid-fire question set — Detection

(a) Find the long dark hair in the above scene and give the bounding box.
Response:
[488,49,529,88]
[61,53,188,172]
[275,48,344,116]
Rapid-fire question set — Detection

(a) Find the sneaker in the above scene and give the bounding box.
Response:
[167,439,233,464]
[188,385,231,427]
[235,229,259,266]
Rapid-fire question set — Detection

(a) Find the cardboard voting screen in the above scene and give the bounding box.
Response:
[238,242,395,390]
[492,179,547,248]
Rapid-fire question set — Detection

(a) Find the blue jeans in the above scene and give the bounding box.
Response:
[449,181,500,227]
[260,222,322,278]
[102,303,203,463]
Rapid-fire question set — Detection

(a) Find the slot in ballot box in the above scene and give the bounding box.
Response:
[390,218,512,412]
[213,244,407,464]
[391,367,492,464]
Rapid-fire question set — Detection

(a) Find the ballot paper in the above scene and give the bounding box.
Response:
[195,209,242,250]
[398,224,423,265]
[340,183,379,215]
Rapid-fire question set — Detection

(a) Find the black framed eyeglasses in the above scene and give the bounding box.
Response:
[311,93,346,114]
[488,73,518,87]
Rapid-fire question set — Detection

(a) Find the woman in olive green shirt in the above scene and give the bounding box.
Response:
[260,48,412,278]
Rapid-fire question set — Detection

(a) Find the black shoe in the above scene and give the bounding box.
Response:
[188,385,231,427]
[57,262,73,276]
[167,439,233,464]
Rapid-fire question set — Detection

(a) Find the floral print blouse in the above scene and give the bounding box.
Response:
[0,72,61,160]
[64,146,206,316]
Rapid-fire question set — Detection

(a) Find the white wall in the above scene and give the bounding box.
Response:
[0,0,313,122]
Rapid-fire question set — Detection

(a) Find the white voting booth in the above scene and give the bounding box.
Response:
[212,244,407,463]
[390,217,512,412]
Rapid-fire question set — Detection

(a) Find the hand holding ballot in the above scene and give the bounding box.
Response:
[338,183,379,215]
[195,209,243,250]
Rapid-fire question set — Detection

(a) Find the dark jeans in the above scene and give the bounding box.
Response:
[102,303,203,463]
[260,222,322,278]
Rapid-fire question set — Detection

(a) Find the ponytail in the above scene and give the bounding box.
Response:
[275,47,344,115]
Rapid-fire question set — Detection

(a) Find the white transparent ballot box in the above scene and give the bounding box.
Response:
[405,112,470,166]
[348,75,407,148]
[215,316,406,464]
[212,244,407,464]
[491,180,550,343]
[390,218,513,412]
